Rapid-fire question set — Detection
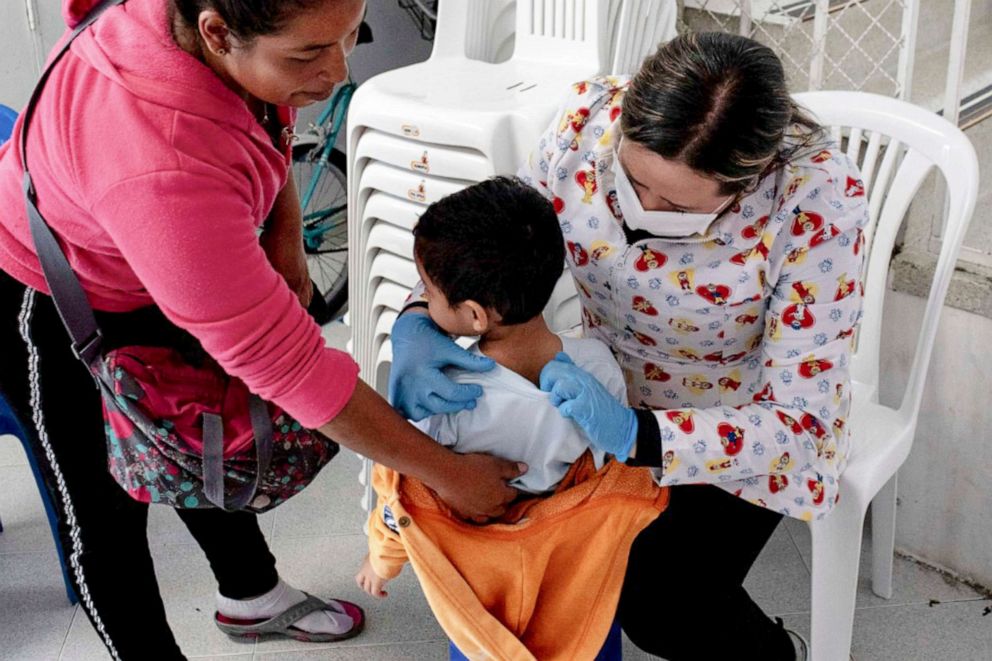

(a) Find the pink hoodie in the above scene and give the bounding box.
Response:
[0,0,358,428]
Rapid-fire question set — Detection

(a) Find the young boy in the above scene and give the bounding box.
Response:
[354,177,667,661]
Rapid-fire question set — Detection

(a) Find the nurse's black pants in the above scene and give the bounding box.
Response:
[620,484,797,660]
[0,270,280,660]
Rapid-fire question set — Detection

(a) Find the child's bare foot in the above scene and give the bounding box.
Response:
[355,555,390,599]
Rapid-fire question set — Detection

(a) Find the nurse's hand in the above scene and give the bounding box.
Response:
[388,309,496,421]
[540,352,638,461]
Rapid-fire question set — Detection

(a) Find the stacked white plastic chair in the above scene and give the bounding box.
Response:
[793,91,978,661]
[348,0,611,396]
[607,0,677,74]
[464,0,518,64]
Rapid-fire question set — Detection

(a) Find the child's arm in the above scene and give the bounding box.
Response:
[356,554,390,598]
[356,468,411,598]
[367,499,410,580]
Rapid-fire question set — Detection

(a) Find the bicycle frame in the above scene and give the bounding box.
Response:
[299,78,356,217]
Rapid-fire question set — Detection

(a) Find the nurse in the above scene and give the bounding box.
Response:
[389,33,868,660]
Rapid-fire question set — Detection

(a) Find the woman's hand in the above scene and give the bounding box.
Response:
[261,173,313,307]
[319,380,524,519]
[540,352,638,461]
[431,452,527,521]
[388,310,496,420]
[261,229,313,307]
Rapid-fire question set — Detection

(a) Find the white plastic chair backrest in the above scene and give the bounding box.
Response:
[513,0,610,69]
[487,0,519,63]
[793,91,979,423]
[609,0,678,75]
[603,0,622,67]
[431,0,509,61]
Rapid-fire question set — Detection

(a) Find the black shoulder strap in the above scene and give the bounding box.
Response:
[21,0,126,366]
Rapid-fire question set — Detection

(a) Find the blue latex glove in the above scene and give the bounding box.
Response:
[539,352,638,461]
[388,311,496,421]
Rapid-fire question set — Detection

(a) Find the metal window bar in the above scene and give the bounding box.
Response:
[933,0,991,269]
[680,0,916,99]
[681,0,992,270]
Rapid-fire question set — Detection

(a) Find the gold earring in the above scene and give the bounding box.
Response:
[217,48,227,55]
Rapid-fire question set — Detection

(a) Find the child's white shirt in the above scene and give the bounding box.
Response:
[414,336,628,494]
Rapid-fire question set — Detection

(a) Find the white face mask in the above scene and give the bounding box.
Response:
[611,147,734,238]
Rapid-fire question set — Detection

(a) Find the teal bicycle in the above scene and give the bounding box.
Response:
[292,79,356,325]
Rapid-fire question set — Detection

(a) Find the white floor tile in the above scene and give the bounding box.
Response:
[146,505,202,548]
[0,554,76,661]
[254,533,444,655]
[254,639,448,661]
[621,631,659,660]
[0,464,59,556]
[780,598,992,661]
[58,607,114,661]
[0,434,27,466]
[4,452,989,661]
[267,450,366,540]
[783,517,985,609]
[745,524,813,616]
[59,540,256,661]
[321,321,351,353]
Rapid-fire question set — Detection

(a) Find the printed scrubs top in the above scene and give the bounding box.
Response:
[517,77,869,521]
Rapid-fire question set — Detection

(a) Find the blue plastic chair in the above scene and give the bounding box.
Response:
[0,104,78,605]
[0,104,16,145]
[0,394,78,605]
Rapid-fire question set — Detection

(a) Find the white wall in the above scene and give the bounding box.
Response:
[0,0,64,110]
[879,290,992,588]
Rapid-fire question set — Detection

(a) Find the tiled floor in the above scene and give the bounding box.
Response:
[2,322,990,660]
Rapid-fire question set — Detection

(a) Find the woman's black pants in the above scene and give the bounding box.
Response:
[1,271,281,660]
[620,484,797,660]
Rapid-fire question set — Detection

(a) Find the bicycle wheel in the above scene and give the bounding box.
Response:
[292,141,349,324]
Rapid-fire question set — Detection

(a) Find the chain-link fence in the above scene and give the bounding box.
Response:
[680,0,916,98]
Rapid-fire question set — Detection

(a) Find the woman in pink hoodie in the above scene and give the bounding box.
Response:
[0,1,524,658]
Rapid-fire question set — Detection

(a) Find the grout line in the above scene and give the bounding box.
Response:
[0,549,66,557]
[782,522,811,574]
[57,605,80,661]
[774,593,990,621]
[894,549,992,599]
[268,530,367,543]
[851,596,991,612]
[252,638,447,656]
[772,611,811,618]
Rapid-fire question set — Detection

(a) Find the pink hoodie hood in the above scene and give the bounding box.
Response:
[62,0,263,134]
[64,0,103,27]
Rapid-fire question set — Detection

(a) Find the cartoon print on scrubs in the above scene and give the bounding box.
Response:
[518,77,868,521]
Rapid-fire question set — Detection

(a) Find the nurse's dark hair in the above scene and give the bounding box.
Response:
[170,0,328,41]
[621,32,826,194]
[413,177,565,326]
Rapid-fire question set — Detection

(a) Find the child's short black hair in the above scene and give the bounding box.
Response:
[413,176,565,326]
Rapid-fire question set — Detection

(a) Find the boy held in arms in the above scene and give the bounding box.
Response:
[354,177,668,661]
